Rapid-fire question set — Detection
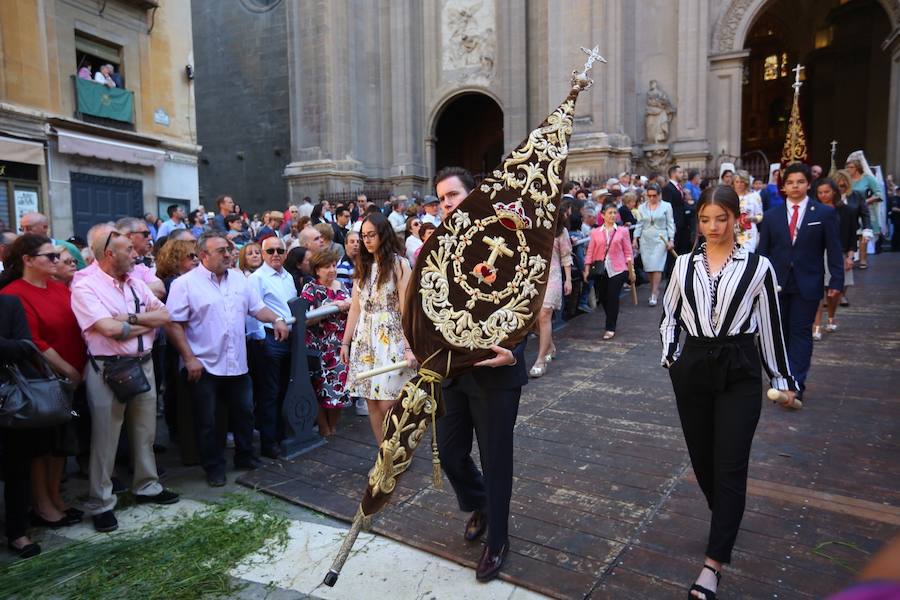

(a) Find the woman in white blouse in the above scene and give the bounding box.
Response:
[732,170,763,253]
[659,185,797,600]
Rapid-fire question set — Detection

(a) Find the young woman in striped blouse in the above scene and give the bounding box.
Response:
[659,185,798,600]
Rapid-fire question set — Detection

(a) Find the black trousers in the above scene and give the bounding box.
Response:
[668,334,762,564]
[437,374,521,553]
[256,332,291,450]
[1,428,31,541]
[188,372,255,477]
[593,271,626,331]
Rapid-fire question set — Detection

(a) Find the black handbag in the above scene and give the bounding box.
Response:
[588,228,615,279]
[92,284,151,403]
[0,341,74,429]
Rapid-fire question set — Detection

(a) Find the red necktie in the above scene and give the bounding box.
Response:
[789,204,799,242]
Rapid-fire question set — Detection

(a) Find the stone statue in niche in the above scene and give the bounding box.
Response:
[644,80,676,144]
[442,0,495,78]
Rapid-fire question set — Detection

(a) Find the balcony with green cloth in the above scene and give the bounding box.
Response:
[73,76,134,125]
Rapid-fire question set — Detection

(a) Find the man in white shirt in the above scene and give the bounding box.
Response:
[93,64,116,87]
[248,236,297,459]
[388,197,408,233]
[166,232,288,486]
[421,196,442,227]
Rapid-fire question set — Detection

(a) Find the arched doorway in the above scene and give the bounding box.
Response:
[740,0,892,168]
[433,93,503,179]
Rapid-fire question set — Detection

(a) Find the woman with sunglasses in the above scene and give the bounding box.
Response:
[341,213,416,443]
[54,247,78,287]
[404,215,424,265]
[0,234,87,535]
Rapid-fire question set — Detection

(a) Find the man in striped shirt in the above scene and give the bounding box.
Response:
[336,230,358,292]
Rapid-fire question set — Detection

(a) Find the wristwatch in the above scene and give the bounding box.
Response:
[275,317,286,324]
[127,313,138,325]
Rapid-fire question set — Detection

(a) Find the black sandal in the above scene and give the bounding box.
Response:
[688,564,721,599]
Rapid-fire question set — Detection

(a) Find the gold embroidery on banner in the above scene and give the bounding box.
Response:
[419,209,547,350]
[478,98,574,230]
[368,383,435,496]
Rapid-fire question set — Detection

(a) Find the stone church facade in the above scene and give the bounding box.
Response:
[192,0,900,210]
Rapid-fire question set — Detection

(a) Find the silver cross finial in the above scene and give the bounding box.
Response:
[792,63,805,92]
[830,140,838,154]
[580,45,607,75]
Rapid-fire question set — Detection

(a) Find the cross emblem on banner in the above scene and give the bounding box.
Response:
[792,63,805,92]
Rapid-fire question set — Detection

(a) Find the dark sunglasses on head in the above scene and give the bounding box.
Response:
[31,252,60,262]
[265,247,286,255]
[103,230,123,251]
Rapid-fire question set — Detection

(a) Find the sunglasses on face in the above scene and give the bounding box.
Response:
[130,230,151,238]
[59,258,76,266]
[265,247,286,255]
[31,252,60,262]
[188,253,199,260]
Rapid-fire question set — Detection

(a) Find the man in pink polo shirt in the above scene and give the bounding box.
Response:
[71,223,179,533]
[165,232,289,487]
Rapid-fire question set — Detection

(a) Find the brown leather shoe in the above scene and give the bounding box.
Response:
[475,542,509,582]
[464,510,488,542]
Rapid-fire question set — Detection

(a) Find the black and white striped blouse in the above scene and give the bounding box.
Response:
[659,245,797,391]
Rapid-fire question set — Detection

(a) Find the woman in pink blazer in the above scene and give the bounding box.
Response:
[583,204,635,339]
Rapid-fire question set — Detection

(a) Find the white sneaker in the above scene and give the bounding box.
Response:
[648,295,658,306]
[355,398,369,416]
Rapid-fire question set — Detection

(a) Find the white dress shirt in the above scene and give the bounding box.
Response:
[166,266,266,376]
[248,262,296,335]
[785,197,809,243]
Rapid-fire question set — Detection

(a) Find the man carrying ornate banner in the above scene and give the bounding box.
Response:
[322,46,604,587]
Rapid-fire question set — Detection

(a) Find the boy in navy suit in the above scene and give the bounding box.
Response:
[757,163,844,402]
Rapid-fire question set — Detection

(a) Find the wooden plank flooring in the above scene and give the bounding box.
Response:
[239,252,900,599]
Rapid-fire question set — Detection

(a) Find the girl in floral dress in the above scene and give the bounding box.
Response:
[301,249,352,437]
[340,213,416,443]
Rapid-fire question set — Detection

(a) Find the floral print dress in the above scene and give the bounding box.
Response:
[347,259,415,400]
[300,280,351,409]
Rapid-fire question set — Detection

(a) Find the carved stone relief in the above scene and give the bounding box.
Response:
[441,0,496,80]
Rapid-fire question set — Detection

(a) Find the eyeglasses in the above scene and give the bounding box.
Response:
[31,252,61,262]
[59,258,76,266]
[361,232,378,241]
[265,247,286,255]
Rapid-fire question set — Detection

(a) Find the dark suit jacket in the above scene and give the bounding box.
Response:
[332,223,348,247]
[757,200,844,301]
[443,340,528,391]
[845,191,872,231]
[662,182,684,231]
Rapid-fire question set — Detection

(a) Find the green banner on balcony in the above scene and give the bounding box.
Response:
[75,78,133,123]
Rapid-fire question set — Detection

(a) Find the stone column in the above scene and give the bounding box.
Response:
[885,29,900,174]
[672,0,709,168]
[387,0,428,193]
[707,50,748,165]
[283,0,365,202]
[498,0,529,153]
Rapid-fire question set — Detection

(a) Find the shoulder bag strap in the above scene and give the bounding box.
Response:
[128,283,144,354]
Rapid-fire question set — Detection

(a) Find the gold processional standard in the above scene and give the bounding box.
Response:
[322,48,604,587]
